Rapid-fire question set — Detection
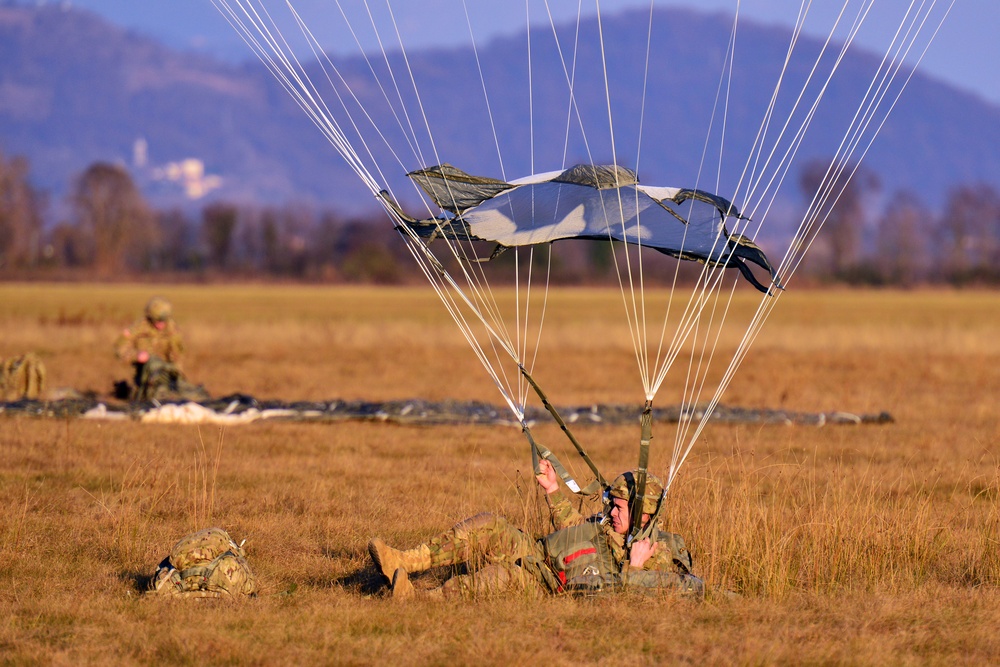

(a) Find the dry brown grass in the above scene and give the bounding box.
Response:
[1,283,999,664]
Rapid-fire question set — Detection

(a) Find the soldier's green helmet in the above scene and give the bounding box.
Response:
[608,471,664,516]
[145,296,173,323]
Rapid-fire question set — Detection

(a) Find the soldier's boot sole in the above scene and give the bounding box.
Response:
[391,568,415,600]
[368,537,401,583]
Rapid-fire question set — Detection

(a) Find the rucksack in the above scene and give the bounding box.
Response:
[149,527,257,600]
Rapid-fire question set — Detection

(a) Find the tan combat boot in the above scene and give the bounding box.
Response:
[391,568,415,599]
[368,538,431,582]
[391,567,446,601]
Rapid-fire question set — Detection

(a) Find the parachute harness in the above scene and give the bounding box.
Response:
[520,362,664,556]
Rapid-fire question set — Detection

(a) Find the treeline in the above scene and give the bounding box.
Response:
[1,152,999,286]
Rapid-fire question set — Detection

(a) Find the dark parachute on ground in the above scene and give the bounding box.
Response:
[389,163,782,294]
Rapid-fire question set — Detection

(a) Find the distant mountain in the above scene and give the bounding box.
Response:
[1,4,998,219]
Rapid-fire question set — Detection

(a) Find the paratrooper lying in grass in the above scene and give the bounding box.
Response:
[369,459,703,599]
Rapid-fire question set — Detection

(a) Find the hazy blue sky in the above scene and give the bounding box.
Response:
[61,0,999,106]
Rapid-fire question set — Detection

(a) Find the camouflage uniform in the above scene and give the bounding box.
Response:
[370,472,702,598]
[114,297,204,402]
[0,352,46,401]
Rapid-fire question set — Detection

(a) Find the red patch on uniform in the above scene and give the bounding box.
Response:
[563,547,596,564]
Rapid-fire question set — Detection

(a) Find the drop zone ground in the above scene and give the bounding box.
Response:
[1,284,998,663]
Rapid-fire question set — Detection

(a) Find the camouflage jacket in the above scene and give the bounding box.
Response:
[544,489,692,577]
[114,318,184,368]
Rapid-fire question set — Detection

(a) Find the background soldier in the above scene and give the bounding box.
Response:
[114,297,205,402]
[0,352,46,401]
[368,459,703,599]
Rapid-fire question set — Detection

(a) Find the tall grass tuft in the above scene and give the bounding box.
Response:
[86,459,174,572]
[188,427,226,531]
[668,451,985,599]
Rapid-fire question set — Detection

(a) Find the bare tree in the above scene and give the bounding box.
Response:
[71,162,157,275]
[937,184,1000,283]
[156,208,197,271]
[0,151,44,270]
[874,190,929,286]
[799,159,880,279]
[202,202,238,269]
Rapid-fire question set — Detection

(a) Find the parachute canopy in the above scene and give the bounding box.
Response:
[398,163,781,293]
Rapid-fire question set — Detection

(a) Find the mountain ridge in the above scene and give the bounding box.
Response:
[1,4,997,217]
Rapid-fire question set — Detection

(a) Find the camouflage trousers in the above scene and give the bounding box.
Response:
[424,513,549,596]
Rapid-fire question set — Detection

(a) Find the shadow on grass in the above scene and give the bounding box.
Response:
[328,564,461,597]
[121,569,155,594]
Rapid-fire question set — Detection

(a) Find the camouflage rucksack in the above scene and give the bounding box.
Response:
[0,352,46,401]
[149,527,257,600]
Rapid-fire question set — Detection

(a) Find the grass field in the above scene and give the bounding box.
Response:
[1,283,999,664]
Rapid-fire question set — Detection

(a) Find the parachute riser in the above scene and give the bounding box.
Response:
[518,364,608,490]
[627,401,653,548]
[521,424,602,497]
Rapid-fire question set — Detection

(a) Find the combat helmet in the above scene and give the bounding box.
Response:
[145,296,173,323]
[608,470,664,516]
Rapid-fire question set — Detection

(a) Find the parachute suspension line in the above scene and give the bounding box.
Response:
[777,0,944,278]
[541,0,652,396]
[379,2,449,177]
[784,0,953,285]
[393,228,526,422]
[216,0,525,387]
[329,0,427,175]
[737,0,952,384]
[738,0,873,231]
[665,0,955,493]
[520,1,534,409]
[649,2,787,412]
[649,257,738,398]
[633,0,655,176]
[631,2,658,400]
[644,1,790,422]
[542,0,585,170]
[395,2,560,419]
[381,0,524,348]
[713,0,738,192]
[736,0,818,213]
[212,1,384,193]
[526,0,535,177]
[543,0,651,391]
[416,221,534,413]
[748,0,935,297]
[649,7,741,400]
[680,2,908,446]
[526,248,554,382]
[678,0,882,369]
[394,214,562,426]
[593,0,653,399]
[354,0,437,172]
[670,283,739,471]
[409,1,555,415]
[626,2,657,396]
[545,0,664,402]
[462,0,509,182]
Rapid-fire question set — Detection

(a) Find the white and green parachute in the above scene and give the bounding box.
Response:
[394,163,781,293]
[210,0,952,518]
